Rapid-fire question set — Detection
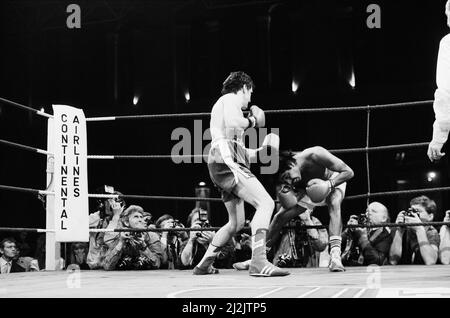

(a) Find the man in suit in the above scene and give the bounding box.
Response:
[0,238,25,274]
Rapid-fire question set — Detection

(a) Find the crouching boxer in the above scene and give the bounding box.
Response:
[233,146,354,272]
[193,71,289,277]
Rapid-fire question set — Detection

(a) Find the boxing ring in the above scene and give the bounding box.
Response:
[2,266,450,298]
[1,96,450,298]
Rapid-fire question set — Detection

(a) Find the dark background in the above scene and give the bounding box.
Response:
[0,0,449,231]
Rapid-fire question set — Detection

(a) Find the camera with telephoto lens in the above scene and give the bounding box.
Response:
[196,209,210,237]
[405,207,420,217]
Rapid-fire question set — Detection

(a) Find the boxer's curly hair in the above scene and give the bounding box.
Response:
[221,71,255,95]
[275,150,297,185]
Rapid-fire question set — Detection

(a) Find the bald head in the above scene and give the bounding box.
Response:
[367,201,389,223]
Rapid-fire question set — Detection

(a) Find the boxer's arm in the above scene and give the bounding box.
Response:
[309,146,354,186]
[246,133,280,161]
[431,35,450,146]
[223,95,252,129]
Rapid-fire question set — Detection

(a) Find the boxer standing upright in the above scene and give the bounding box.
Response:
[193,71,289,277]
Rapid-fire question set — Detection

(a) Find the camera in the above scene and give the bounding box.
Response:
[171,219,182,237]
[117,256,133,270]
[357,213,368,225]
[134,255,152,269]
[347,213,368,232]
[405,207,420,217]
[198,209,209,225]
[276,253,294,268]
[196,209,210,237]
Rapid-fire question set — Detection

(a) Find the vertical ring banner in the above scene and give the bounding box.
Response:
[52,105,89,242]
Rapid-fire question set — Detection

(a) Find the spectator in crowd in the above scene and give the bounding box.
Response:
[103,205,163,270]
[271,209,328,268]
[14,243,39,272]
[16,231,32,257]
[389,195,440,265]
[439,210,450,264]
[87,185,126,269]
[68,242,90,270]
[341,202,392,266]
[32,234,65,270]
[142,211,155,229]
[34,233,46,269]
[0,238,25,274]
[180,208,235,269]
[156,214,187,269]
[16,256,39,272]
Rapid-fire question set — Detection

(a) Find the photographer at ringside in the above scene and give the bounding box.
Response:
[269,209,328,269]
[87,185,126,269]
[103,205,163,270]
[180,208,234,269]
[341,202,392,266]
[155,214,187,269]
[389,195,440,265]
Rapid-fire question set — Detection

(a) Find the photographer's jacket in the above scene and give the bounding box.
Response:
[103,231,164,270]
[342,227,392,266]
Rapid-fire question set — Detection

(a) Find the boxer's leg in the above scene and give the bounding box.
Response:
[233,176,290,277]
[232,205,303,270]
[327,188,345,272]
[194,197,245,274]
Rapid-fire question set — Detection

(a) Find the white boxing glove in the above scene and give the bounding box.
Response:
[248,105,265,128]
[261,133,280,152]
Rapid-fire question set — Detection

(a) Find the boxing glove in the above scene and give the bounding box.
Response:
[278,186,315,211]
[277,186,298,210]
[306,178,332,203]
[261,133,280,152]
[248,105,265,128]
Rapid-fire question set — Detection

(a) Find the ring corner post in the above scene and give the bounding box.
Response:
[45,116,60,271]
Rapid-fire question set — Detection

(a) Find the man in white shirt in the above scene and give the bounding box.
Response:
[428,0,450,162]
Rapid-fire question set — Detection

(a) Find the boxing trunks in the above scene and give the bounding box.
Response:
[208,138,255,202]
